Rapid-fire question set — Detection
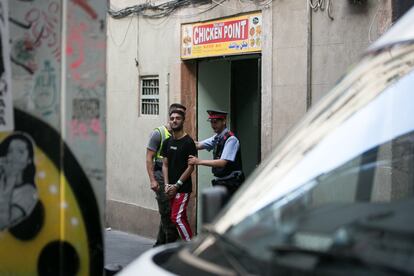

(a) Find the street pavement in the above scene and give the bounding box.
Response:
[105,228,155,273]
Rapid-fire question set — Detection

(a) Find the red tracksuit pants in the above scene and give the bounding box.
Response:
[170,193,192,241]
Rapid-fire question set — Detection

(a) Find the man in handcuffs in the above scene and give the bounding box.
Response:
[161,109,197,241]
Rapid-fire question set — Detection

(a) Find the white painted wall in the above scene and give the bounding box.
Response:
[271,0,392,146]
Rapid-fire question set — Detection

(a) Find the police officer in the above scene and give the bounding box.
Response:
[146,103,185,246]
[188,110,244,197]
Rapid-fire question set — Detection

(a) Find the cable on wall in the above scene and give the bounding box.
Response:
[108,15,134,47]
[108,0,193,19]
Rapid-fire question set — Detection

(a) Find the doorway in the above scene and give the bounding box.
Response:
[231,58,261,177]
[196,56,261,229]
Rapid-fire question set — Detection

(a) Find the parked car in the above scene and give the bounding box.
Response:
[120,7,414,276]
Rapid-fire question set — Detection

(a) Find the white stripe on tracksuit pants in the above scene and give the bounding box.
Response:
[170,192,192,241]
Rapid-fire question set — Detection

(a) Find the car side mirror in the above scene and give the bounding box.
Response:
[201,186,228,224]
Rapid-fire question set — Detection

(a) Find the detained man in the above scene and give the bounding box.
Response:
[145,103,185,246]
[161,109,197,241]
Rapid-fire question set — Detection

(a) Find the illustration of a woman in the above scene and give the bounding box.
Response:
[0,133,38,230]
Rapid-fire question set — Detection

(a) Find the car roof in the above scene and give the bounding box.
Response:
[368,7,414,52]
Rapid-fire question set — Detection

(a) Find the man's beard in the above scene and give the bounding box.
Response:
[172,124,183,132]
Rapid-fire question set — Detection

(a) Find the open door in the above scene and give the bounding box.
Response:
[231,57,261,177]
[196,56,261,231]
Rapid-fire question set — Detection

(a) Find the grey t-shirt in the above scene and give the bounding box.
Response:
[147,129,162,152]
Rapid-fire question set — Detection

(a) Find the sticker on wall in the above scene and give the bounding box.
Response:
[0,109,103,275]
[0,0,15,131]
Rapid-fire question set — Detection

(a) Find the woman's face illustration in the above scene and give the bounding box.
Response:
[6,139,30,172]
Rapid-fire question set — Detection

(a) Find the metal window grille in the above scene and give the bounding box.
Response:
[140,77,159,115]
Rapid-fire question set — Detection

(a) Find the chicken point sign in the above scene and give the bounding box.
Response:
[181,12,262,59]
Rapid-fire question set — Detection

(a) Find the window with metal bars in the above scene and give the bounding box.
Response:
[140,77,159,115]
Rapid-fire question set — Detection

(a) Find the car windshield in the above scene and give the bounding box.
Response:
[209,42,414,266]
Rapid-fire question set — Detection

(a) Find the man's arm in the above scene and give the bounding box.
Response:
[196,136,216,151]
[162,156,169,185]
[177,164,194,183]
[188,136,238,168]
[195,141,204,150]
[164,157,179,197]
[145,149,159,192]
[181,139,197,181]
[146,130,162,192]
[188,156,227,168]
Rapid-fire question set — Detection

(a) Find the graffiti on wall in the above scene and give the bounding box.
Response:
[66,20,106,90]
[73,98,99,120]
[71,98,104,143]
[32,60,57,117]
[0,110,103,275]
[72,0,98,20]
[0,0,15,131]
[24,2,60,61]
[1,0,106,274]
[7,0,61,125]
[11,38,36,75]
[67,0,106,146]
[10,1,61,75]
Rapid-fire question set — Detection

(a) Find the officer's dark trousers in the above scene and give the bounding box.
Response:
[154,169,178,245]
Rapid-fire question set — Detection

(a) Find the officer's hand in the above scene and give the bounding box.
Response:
[150,180,159,192]
[188,155,199,165]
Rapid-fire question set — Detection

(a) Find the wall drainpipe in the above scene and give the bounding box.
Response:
[306,0,313,111]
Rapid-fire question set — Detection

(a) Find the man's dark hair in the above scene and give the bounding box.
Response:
[169,103,186,112]
[169,109,185,119]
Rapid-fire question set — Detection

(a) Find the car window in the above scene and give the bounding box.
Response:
[225,127,414,260]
